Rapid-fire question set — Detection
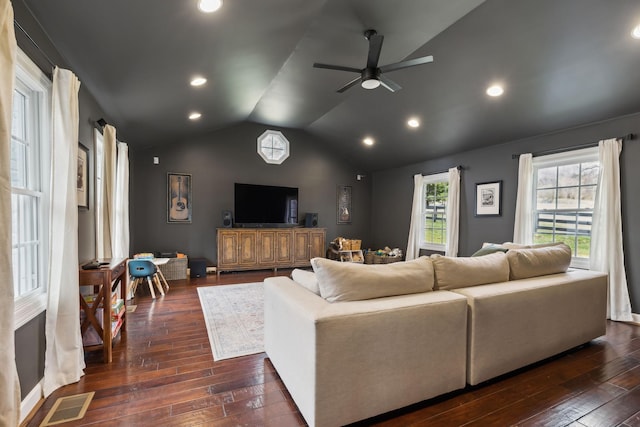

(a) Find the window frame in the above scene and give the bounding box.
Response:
[12,48,52,329]
[419,171,449,252]
[257,129,290,164]
[532,147,599,269]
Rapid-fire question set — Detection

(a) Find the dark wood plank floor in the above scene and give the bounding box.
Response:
[24,270,640,427]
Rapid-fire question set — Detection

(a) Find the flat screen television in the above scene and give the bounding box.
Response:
[234,183,298,227]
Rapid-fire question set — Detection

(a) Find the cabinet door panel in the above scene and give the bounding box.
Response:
[218,231,239,267]
[238,232,257,266]
[309,230,326,259]
[276,231,293,265]
[258,231,276,266]
[294,231,310,263]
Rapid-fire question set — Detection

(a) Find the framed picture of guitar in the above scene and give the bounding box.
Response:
[167,173,192,223]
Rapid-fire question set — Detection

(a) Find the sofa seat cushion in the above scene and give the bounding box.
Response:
[431,252,509,290]
[310,256,434,302]
[291,268,320,295]
[506,243,571,280]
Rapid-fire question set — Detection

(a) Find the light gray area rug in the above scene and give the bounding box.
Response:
[197,282,264,361]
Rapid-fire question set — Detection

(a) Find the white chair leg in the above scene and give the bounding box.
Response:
[153,274,165,296]
[146,277,156,299]
[156,269,170,291]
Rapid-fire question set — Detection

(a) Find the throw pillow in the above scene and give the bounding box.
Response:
[431,252,510,290]
[291,268,320,295]
[310,256,434,302]
[471,244,508,257]
[506,243,572,280]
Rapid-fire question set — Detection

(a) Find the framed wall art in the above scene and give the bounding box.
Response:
[337,185,352,224]
[77,143,89,209]
[475,180,502,216]
[168,173,192,223]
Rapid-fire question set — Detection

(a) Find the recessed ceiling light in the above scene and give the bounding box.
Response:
[198,0,223,13]
[189,112,202,120]
[363,137,374,146]
[190,76,207,86]
[632,25,640,39]
[486,84,504,97]
[407,118,420,128]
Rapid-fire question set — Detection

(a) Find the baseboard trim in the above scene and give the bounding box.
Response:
[20,380,43,425]
[630,313,640,326]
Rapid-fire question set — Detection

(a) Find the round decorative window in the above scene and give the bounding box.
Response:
[257,130,290,164]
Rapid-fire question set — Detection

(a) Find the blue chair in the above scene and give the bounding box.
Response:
[128,260,164,298]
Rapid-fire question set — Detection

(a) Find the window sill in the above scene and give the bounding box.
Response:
[15,292,47,330]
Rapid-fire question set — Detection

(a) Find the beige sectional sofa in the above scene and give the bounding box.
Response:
[263,243,607,427]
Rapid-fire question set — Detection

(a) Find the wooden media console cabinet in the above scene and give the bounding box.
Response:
[217,228,325,275]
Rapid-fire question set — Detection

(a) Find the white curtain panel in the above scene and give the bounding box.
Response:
[406,174,424,260]
[513,153,534,244]
[445,167,460,257]
[0,1,21,424]
[590,138,633,322]
[96,125,116,258]
[43,67,85,397]
[112,141,129,258]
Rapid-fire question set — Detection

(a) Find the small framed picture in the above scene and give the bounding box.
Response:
[168,173,192,223]
[475,181,502,216]
[77,143,89,209]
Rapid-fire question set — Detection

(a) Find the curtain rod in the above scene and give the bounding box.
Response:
[418,165,463,176]
[14,20,56,71]
[511,133,635,159]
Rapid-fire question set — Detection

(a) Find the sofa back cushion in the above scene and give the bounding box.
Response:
[431,252,510,290]
[310,256,434,302]
[291,268,320,295]
[506,243,572,280]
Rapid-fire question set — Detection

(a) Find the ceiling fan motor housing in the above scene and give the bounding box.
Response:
[362,67,381,82]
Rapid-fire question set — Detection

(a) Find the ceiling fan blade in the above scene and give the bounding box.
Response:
[336,76,362,93]
[366,34,384,68]
[379,55,434,73]
[379,75,402,92]
[313,63,361,73]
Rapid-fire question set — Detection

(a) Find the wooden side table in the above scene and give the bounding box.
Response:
[78,258,127,363]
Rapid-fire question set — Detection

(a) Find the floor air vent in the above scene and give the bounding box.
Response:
[39,391,94,426]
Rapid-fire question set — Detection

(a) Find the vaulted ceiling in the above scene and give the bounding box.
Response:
[18,0,640,171]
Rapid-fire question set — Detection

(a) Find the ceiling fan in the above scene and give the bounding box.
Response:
[313,29,434,93]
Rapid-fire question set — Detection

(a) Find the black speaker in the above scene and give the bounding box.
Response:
[305,212,318,227]
[222,210,233,228]
[189,258,207,278]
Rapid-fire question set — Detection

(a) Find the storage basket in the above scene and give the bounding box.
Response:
[373,254,403,264]
[341,239,361,250]
[158,257,188,280]
[364,252,375,264]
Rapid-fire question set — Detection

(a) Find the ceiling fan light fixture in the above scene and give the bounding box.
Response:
[363,137,375,146]
[361,78,381,90]
[198,0,223,13]
[188,112,202,120]
[632,24,640,39]
[407,118,420,128]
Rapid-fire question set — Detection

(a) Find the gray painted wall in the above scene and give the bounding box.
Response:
[130,122,372,262]
[371,112,640,311]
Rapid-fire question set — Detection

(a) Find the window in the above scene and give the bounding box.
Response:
[420,172,448,251]
[11,49,51,328]
[257,130,289,164]
[533,147,599,268]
